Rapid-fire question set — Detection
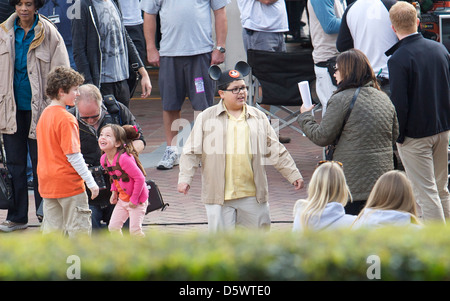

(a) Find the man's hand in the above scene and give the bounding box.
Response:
[178,183,190,195]
[293,178,304,190]
[211,49,225,65]
[146,47,160,67]
[139,67,152,98]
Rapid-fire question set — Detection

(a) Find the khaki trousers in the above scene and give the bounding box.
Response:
[205,196,271,232]
[41,191,92,237]
[397,131,450,223]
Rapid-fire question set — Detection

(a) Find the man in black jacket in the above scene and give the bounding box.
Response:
[387,1,450,223]
[69,84,145,229]
[71,0,152,107]
[0,0,14,23]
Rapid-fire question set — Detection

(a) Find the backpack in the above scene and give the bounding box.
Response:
[103,95,123,125]
[102,151,169,214]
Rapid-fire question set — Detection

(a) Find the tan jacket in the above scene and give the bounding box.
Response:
[179,100,302,205]
[0,13,70,138]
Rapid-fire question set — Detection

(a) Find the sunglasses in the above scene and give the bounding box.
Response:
[317,160,343,168]
[79,114,100,120]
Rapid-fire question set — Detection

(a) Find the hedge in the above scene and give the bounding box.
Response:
[0,224,449,281]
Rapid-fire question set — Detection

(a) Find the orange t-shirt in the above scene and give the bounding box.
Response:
[36,105,85,198]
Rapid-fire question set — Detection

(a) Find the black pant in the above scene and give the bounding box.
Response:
[3,110,42,223]
[100,80,131,108]
[125,24,147,97]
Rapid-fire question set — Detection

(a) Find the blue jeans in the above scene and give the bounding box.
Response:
[66,44,77,71]
[90,204,114,230]
[89,204,129,230]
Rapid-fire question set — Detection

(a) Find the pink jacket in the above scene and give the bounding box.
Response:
[101,151,148,205]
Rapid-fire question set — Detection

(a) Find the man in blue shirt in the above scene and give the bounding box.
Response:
[39,0,77,70]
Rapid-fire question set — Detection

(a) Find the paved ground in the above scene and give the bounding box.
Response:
[0,44,324,235]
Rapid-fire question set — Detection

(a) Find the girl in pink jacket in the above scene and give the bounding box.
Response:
[99,124,148,237]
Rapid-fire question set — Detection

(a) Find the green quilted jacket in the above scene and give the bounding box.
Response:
[298,83,399,201]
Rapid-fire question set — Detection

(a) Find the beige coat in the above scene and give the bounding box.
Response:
[179,100,303,205]
[0,13,70,139]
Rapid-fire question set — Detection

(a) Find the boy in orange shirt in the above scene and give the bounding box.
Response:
[36,66,99,237]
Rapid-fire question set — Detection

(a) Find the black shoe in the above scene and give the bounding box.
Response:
[279,136,291,144]
[27,180,34,190]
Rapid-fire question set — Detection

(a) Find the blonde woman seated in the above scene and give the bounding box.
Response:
[293,161,356,231]
[352,170,422,229]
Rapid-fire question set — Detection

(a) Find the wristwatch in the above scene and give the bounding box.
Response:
[215,46,226,53]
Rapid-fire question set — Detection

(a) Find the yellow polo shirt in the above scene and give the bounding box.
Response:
[223,104,256,200]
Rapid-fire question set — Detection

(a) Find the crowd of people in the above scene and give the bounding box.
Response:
[0,0,448,236]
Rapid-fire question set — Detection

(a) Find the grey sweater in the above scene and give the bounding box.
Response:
[298,84,399,200]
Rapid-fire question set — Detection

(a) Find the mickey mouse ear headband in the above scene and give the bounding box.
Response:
[208,61,251,86]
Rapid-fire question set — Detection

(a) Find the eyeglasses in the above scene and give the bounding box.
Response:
[223,86,249,94]
[79,114,100,120]
[334,66,339,72]
[317,160,343,168]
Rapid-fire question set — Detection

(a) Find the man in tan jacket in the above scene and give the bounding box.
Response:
[178,62,303,232]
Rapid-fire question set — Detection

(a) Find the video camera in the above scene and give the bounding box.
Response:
[410,0,450,48]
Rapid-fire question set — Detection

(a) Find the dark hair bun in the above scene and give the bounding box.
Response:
[122,125,140,141]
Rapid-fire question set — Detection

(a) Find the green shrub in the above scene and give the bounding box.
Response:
[0,224,449,280]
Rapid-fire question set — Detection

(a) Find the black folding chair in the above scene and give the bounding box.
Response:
[247,48,316,135]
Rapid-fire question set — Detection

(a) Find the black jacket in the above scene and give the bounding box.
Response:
[0,0,14,23]
[68,101,145,205]
[386,33,450,143]
[71,0,144,87]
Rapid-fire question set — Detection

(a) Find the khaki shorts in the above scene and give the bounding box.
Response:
[41,191,92,237]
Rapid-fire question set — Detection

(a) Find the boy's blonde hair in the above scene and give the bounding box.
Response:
[294,161,352,229]
[389,1,418,35]
[355,170,421,224]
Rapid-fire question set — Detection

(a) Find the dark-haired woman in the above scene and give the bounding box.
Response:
[0,0,69,232]
[298,49,399,215]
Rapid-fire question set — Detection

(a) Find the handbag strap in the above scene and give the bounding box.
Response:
[334,87,361,145]
[0,134,7,166]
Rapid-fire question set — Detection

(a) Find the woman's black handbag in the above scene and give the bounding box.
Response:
[145,179,169,214]
[0,136,14,210]
[325,87,361,160]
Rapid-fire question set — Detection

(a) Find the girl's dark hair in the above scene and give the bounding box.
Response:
[9,0,45,9]
[334,49,381,94]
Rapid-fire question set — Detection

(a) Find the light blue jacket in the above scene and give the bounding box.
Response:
[293,201,356,231]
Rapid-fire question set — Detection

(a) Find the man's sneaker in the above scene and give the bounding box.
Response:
[0,220,28,232]
[157,148,179,170]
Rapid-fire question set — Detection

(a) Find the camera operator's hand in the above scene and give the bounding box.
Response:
[89,184,100,200]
